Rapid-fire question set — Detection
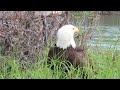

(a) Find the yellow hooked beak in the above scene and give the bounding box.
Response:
[73,27,79,33]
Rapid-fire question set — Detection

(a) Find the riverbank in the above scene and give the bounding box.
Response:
[100,11,120,16]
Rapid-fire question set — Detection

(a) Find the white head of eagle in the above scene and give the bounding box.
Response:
[56,24,79,50]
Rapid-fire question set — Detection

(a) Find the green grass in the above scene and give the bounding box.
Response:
[0,47,120,79]
[89,48,120,79]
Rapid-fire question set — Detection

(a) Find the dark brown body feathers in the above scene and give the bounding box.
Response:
[48,44,91,68]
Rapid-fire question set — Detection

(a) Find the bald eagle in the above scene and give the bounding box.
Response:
[48,24,92,69]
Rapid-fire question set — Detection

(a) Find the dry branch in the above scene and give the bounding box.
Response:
[0,11,70,64]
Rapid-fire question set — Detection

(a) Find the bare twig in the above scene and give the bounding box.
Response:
[0,11,69,64]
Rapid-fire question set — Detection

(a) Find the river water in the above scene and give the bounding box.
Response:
[81,15,120,50]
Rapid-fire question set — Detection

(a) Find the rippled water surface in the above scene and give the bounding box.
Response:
[83,15,120,50]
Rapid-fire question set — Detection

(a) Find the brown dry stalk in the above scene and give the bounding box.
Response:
[0,11,69,64]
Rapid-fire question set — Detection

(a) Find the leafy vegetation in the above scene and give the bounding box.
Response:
[0,47,119,79]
